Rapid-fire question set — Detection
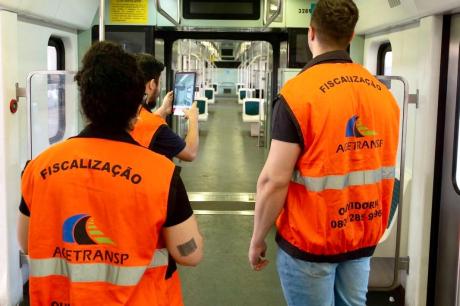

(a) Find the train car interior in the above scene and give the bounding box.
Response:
[0,0,459,305]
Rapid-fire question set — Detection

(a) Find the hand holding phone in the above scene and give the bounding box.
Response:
[173,72,196,116]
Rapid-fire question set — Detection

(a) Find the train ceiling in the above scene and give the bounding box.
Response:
[0,0,459,34]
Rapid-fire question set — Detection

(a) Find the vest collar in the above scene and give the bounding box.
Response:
[301,50,352,72]
[142,103,153,113]
[74,124,140,146]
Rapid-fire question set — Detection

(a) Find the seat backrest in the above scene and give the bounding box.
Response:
[245,100,260,116]
[205,89,214,100]
[239,90,247,100]
[196,99,206,114]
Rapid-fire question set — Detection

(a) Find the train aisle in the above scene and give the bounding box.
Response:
[180,97,266,192]
[179,97,285,306]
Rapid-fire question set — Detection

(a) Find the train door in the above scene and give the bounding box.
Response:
[433,14,460,306]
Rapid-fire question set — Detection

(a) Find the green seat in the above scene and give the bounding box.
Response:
[239,90,247,100]
[245,101,259,116]
[196,99,206,114]
[205,89,214,100]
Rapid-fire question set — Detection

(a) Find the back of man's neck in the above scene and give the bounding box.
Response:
[312,47,345,58]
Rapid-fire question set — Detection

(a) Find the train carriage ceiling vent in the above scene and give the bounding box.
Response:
[388,0,401,8]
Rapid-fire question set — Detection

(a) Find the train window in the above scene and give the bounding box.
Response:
[48,37,65,70]
[377,42,392,75]
[47,37,66,145]
[91,26,154,54]
[288,28,313,68]
[455,44,460,193]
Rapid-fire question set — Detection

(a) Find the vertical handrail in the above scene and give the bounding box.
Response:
[264,0,282,28]
[26,75,32,160]
[456,232,460,306]
[369,75,410,291]
[99,0,105,41]
[157,0,181,26]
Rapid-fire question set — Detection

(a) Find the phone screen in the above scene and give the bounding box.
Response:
[173,72,196,115]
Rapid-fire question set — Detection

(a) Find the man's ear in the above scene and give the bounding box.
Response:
[349,31,355,44]
[308,26,316,41]
[149,79,156,90]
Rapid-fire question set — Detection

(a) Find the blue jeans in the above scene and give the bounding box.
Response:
[277,248,370,306]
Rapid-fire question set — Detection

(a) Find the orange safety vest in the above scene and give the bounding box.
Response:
[131,107,184,306]
[131,106,167,147]
[22,131,176,305]
[276,62,400,262]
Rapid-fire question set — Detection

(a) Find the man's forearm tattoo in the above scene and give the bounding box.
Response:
[177,238,197,256]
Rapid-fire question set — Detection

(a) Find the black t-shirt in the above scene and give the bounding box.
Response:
[271,50,354,150]
[149,125,186,160]
[271,96,304,148]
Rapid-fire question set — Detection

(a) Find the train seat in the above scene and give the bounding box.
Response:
[238,88,253,104]
[242,99,265,136]
[196,97,208,121]
[236,83,245,93]
[378,170,412,244]
[204,88,215,104]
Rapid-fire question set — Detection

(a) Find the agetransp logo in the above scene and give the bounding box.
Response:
[63,214,115,245]
[336,115,383,153]
[345,115,377,138]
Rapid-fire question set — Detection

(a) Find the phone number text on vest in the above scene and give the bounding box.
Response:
[330,200,382,229]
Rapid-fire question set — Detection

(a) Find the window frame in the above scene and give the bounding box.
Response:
[48,36,65,70]
[377,42,392,76]
[453,43,460,194]
[47,36,66,145]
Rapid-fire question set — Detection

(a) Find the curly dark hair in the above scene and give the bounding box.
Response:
[75,41,144,131]
[311,0,359,49]
[135,53,165,85]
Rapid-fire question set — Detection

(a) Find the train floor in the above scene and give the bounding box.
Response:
[179,96,267,193]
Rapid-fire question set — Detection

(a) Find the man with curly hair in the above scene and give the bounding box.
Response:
[18,41,203,305]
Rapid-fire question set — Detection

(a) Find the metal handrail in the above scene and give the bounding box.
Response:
[99,0,105,41]
[157,0,181,26]
[369,75,410,291]
[264,0,282,28]
[456,237,460,306]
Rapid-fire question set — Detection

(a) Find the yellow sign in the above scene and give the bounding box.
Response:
[110,0,148,24]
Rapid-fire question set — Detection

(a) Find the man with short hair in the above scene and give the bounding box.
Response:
[132,53,199,161]
[131,54,200,306]
[248,1,400,305]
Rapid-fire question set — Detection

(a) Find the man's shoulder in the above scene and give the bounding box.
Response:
[139,108,166,125]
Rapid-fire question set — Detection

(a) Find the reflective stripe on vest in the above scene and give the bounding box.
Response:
[29,248,169,286]
[291,166,395,192]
